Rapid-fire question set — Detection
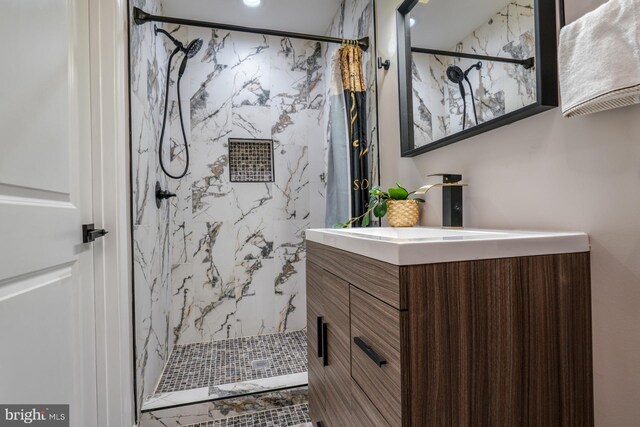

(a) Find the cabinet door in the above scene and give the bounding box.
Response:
[307,261,327,424]
[322,269,351,426]
[307,261,352,426]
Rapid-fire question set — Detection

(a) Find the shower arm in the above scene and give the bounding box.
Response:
[154,26,184,50]
[133,7,370,52]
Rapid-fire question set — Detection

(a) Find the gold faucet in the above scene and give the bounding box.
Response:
[413,174,467,228]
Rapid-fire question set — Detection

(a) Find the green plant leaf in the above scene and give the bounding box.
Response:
[370,186,382,196]
[373,200,388,217]
[396,182,408,193]
[388,186,409,200]
[361,214,370,227]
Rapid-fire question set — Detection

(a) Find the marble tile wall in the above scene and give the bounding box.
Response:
[164,27,323,346]
[412,0,536,147]
[162,0,378,347]
[130,0,174,410]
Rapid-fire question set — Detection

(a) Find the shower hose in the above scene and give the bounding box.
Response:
[158,47,190,180]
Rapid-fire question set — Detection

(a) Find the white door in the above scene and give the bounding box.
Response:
[0,1,98,426]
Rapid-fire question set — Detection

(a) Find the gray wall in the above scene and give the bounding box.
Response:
[376,0,640,425]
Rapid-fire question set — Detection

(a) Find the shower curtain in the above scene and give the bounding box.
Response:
[339,44,369,226]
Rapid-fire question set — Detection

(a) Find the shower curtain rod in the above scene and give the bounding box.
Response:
[133,7,370,52]
[412,47,535,69]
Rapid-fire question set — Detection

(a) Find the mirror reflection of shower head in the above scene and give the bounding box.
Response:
[447,65,466,98]
[446,65,465,84]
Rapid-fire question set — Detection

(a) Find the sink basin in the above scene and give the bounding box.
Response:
[305,227,589,265]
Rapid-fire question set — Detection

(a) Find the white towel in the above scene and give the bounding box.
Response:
[559,0,640,117]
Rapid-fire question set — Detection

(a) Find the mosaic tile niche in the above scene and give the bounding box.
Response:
[412,0,536,147]
[228,139,275,183]
[161,0,379,346]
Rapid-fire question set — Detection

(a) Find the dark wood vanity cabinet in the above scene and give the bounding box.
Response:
[306,241,594,427]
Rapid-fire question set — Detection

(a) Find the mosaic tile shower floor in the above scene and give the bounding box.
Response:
[186,404,311,427]
[155,331,308,394]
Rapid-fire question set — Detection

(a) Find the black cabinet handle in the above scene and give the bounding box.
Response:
[317,316,324,358]
[354,337,387,367]
[322,322,329,367]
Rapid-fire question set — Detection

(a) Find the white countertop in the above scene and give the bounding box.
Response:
[305,227,590,266]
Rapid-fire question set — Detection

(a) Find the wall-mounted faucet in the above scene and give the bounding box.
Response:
[414,174,467,228]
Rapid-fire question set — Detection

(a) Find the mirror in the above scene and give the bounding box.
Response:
[397,0,564,156]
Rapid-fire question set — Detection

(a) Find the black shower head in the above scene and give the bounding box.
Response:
[185,38,203,59]
[155,26,202,59]
[446,65,465,84]
[178,39,203,76]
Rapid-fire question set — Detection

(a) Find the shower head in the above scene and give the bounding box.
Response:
[446,65,465,84]
[155,26,202,59]
[446,65,466,99]
[185,38,203,59]
[178,38,203,77]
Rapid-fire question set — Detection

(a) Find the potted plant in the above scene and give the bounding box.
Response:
[337,183,423,228]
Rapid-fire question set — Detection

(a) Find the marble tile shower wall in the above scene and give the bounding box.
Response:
[412,0,536,146]
[161,0,377,346]
[163,27,323,345]
[130,0,174,407]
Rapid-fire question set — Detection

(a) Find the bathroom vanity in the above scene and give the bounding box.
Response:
[305,228,594,426]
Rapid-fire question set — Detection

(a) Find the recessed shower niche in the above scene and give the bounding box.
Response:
[228,139,275,183]
[128,0,379,423]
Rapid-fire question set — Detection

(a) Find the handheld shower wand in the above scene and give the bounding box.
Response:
[179,39,204,77]
[446,61,482,130]
[155,27,203,179]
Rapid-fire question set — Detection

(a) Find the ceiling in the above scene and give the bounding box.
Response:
[410,0,513,50]
[161,0,343,35]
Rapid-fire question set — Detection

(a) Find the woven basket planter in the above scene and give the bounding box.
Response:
[387,200,420,227]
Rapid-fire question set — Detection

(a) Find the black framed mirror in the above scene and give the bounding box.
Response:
[397,0,565,157]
